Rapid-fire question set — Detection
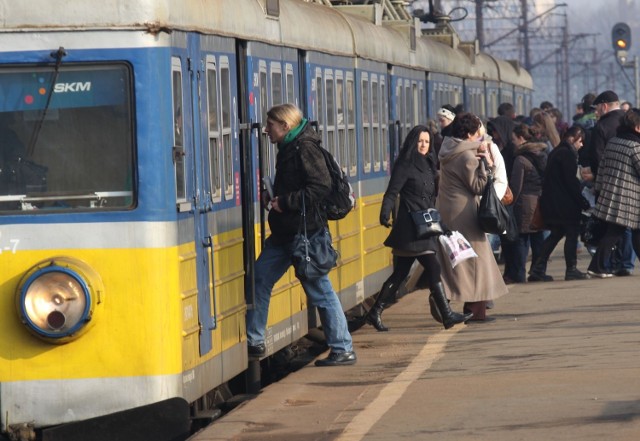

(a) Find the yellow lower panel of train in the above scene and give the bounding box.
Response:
[1,245,209,382]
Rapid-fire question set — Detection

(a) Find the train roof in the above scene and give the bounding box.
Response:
[0,0,532,89]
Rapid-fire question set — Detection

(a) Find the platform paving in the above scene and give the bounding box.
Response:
[189,250,640,441]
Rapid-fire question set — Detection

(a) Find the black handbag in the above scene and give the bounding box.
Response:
[291,193,338,281]
[478,162,510,235]
[410,208,444,238]
[580,212,606,247]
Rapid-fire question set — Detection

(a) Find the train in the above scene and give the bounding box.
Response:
[0,0,532,439]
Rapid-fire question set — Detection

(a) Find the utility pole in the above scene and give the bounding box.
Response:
[561,11,570,117]
[520,0,530,71]
[476,0,485,50]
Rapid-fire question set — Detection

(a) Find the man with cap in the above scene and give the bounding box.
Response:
[583,90,635,277]
[586,90,625,177]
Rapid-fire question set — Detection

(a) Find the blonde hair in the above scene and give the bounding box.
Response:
[533,112,560,147]
[266,103,303,129]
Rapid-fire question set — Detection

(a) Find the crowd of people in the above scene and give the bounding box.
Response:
[248,90,640,366]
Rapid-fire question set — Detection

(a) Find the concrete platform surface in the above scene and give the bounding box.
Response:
[189,252,640,441]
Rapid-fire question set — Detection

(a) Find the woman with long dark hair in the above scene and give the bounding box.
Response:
[366,125,471,331]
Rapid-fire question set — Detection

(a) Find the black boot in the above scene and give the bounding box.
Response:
[528,260,553,282]
[366,281,397,332]
[565,266,588,280]
[428,282,473,329]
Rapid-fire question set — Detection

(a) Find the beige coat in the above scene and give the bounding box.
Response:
[436,137,509,302]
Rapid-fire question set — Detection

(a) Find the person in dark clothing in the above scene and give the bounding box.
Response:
[437,105,455,138]
[508,124,548,283]
[587,109,640,278]
[246,103,356,366]
[487,113,516,177]
[529,126,591,281]
[584,90,635,276]
[368,125,471,331]
[586,90,625,178]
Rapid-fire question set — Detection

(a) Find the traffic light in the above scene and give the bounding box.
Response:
[612,22,631,63]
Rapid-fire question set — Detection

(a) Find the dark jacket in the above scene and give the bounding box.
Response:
[540,140,589,225]
[268,122,331,244]
[588,108,625,176]
[487,116,516,177]
[510,141,547,233]
[380,151,438,253]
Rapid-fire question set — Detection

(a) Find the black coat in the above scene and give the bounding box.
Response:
[268,122,331,244]
[380,152,438,253]
[588,108,625,176]
[540,141,588,225]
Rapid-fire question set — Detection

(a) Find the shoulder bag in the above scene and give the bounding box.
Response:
[410,208,444,239]
[290,193,338,281]
[478,160,511,235]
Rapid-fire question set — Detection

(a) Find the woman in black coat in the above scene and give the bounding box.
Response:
[529,125,591,281]
[366,125,471,331]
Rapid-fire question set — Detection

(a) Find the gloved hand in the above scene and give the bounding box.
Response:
[444,229,453,237]
[580,196,591,210]
[380,213,392,228]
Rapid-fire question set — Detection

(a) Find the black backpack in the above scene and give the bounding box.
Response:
[298,142,355,221]
[316,146,355,220]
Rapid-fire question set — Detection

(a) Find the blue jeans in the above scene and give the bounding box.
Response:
[609,228,636,271]
[514,231,545,282]
[246,236,353,354]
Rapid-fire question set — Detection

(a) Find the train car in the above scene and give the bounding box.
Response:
[0,1,533,440]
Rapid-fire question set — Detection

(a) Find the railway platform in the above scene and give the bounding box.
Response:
[188,250,640,441]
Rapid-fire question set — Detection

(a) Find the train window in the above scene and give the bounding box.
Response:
[316,68,324,132]
[325,72,336,158]
[0,63,135,212]
[206,58,221,201]
[381,78,388,171]
[371,75,380,172]
[336,73,347,172]
[172,59,187,204]
[259,61,274,176]
[418,82,425,127]
[346,74,356,177]
[395,81,402,126]
[285,63,295,104]
[361,74,371,173]
[404,81,411,132]
[412,81,418,126]
[220,58,233,199]
[271,62,282,106]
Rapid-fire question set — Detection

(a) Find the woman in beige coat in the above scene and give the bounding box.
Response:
[436,113,509,322]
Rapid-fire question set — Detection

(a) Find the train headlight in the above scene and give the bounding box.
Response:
[16,257,103,343]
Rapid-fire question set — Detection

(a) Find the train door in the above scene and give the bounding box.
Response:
[171,35,215,357]
[180,35,216,356]
[243,42,304,355]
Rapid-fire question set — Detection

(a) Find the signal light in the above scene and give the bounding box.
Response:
[612,23,631,64]
[612,22,631,51]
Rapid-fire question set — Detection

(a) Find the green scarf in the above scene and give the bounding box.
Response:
[279,118,308,150]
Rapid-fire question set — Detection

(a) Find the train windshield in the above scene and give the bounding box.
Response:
[0,63,134,212]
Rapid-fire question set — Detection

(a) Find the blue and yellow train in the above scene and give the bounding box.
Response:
[0,0,532,439]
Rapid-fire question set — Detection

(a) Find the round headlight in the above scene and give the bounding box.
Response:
[17,257,102,343]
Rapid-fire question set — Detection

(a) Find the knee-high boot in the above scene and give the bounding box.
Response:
[366,281,397,332]
[428,282,473,329]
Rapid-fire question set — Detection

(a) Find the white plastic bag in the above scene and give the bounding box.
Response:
[439,231,478,268]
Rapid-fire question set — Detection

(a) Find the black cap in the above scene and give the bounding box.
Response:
[592,90,619,106]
